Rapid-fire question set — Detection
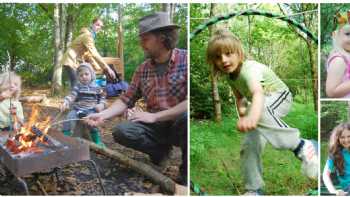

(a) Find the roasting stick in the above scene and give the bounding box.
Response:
[49,118,86,128]
[49,116,113,128]
[49,110,65,126]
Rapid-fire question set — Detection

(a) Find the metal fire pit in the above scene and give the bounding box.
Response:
[0,129,105,195]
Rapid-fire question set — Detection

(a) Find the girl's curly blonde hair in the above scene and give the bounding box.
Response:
[0,72,21,100]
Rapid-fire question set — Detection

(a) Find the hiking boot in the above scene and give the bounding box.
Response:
[90,128,106,148]
[295,139,318,179]
[62,130,72,136]
[150,151,168,166]
[243,189,263,195]
[150,146,171,166]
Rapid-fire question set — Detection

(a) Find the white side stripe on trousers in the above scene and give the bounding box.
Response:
[267,107,288,128]
[267,90,290,128]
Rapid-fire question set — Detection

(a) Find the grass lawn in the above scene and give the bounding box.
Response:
[190,102,318,195]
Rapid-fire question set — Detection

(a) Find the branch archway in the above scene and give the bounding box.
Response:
[190,9,317,44]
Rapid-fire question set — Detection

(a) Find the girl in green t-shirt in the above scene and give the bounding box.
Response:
[206,28,318,195]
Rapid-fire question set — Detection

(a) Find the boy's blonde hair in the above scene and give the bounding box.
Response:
[206,28,245,72]
[0,72,21,99]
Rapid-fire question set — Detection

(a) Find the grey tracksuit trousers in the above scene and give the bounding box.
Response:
[241,90,301,190]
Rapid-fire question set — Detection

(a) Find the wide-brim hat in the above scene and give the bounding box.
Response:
[139,12,180,35]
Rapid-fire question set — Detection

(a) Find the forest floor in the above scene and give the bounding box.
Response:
[0,87,184,195]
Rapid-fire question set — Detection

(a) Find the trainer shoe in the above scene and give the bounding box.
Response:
[296,139,318,179]
[243,189,263,195]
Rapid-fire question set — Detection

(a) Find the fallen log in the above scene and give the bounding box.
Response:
[77,138,180,195]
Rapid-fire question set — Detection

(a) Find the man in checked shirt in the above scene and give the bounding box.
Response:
[86,12,187,185]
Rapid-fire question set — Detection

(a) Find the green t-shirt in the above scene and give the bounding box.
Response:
[227,60,288,101]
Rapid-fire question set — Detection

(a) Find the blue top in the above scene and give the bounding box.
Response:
[90,27,96,40]
[327,148,350,189]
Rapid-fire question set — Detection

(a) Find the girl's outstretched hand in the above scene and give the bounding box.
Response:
[237,116,258,132]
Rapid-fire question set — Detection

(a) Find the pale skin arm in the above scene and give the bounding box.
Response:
[326,57,350,98]
[86,99,128,126]
[232,88,246,117]
[129,100,187,123]
[323,162,347,195]
[236,80,264,132]
[86,99,187,126]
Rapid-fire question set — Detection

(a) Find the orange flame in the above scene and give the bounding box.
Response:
[5,105,52,154]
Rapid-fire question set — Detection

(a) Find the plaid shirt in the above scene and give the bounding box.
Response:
[120,48,187,113]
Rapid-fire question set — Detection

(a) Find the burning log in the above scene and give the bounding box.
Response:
[5,107,54,154]
[15,133,36,142]
[31,126,49,142]
[5,138,22,154]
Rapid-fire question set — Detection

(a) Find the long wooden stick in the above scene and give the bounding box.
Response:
[77,138,176,194]
[36,180,48,195]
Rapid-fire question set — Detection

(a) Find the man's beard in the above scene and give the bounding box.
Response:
[144,50,157,60]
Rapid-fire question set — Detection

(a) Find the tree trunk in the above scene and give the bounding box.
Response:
[65,5,75,50]
[209,3,222,122]
[10,50,16,70]
[51,3,63,95]
[169,4,175,22]
[307,39,318,111]
[117,4,124,64]
[162,4,174,21]
[246,5,252,54]
[59,4,66,50]
[162,3,170,12]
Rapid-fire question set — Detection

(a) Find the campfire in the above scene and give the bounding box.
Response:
[0,105,104,195]
[4,106,59,155]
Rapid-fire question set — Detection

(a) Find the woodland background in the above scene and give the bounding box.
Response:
[190,3,318,195]
[0,3,187,92]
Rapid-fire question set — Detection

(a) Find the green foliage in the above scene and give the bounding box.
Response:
[190,3,317,120]
[321,101,349,137]
[284,102,318,139]
[190,102,317,195]
[0,3,187,85]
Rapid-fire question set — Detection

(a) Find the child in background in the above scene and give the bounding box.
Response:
[323,123,350,196]
[0,72,24,132]
[326,11,350,98]
[206,28,318,195]
[60,63,106,147]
